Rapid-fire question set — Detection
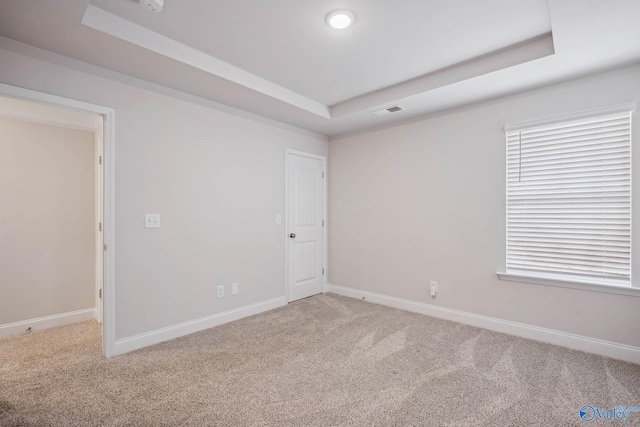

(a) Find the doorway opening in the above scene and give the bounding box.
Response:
[0,84,115,357]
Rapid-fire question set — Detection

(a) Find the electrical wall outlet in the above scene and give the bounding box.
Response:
[144,214,160,228]
[430,281,438,297]
[217,285,224,298]
[231,283,239,295]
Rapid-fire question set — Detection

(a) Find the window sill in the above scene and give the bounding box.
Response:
[496,272,640,297]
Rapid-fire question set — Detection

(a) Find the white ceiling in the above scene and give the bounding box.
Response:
[89,0,552,106]
[0,0,639,137]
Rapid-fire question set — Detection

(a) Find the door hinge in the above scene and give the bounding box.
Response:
[99,222,102,232]
[103,244,107,251]
[322,171,325,178]
[99,155,102,165]
[322,268,325,275]
[322,220,324,227]
[99,289,102,299]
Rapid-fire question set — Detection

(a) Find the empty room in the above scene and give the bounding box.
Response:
[0,0,639,426]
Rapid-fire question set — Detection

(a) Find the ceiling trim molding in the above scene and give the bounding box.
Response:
[330,33,555,118]
[0,36,329,140]
[81,4,331,119]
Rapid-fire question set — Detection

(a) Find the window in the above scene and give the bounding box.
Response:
[505,109,632,287]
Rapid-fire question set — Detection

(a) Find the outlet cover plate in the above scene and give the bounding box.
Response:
[144,214,160,228]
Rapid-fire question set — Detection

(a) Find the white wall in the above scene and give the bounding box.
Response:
[0,117,95,324]
[329,64,640,348]
[0,44,327,341]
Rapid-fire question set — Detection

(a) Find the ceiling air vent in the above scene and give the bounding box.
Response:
[372,105,405,116]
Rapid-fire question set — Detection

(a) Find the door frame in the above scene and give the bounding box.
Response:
[94,118,104,325]
[0,83,117,358]
[284,149,327,303]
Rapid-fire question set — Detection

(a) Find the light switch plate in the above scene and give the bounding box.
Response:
[231,283,239,295]
[145,214,160,228]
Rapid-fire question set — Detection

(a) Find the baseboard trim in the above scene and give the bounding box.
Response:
[114,296,287,356]
[327,284,640,364]
[0,308,96,339]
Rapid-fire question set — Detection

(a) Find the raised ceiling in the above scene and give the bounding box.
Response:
[0,0,639,137]
[89,0,552,107]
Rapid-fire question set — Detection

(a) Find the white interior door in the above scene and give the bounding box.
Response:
[287,152,325,302]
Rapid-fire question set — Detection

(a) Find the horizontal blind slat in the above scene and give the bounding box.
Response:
[507,166,630,181]
[506,263,629,278]
[508,248,630,259]
[507,113,629,137]
[507,138,630,157]
[507,129,630,148]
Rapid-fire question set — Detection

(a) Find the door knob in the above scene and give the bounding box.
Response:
[289,233,296,239]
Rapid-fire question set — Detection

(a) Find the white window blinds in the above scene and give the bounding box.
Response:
[506,111,632,285]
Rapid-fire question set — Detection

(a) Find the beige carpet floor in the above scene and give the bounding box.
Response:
[1,294,639,426]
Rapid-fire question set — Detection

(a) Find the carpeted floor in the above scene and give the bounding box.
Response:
[1,294,639,426]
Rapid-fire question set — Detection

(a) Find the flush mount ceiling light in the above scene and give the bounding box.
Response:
[140,0,164,13]
[327,10,354,29]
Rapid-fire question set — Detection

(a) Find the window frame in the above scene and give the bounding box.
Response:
[496,102,640,297]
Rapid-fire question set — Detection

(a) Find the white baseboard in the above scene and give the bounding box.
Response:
[327,284,640,365]
[114,296,287,356]
[0,308,96,339]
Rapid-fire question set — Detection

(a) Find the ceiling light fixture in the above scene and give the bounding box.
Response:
[327,11,354,29]
[140,0,164,13]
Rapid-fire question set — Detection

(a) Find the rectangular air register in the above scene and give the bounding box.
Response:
[372,105,405,116]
